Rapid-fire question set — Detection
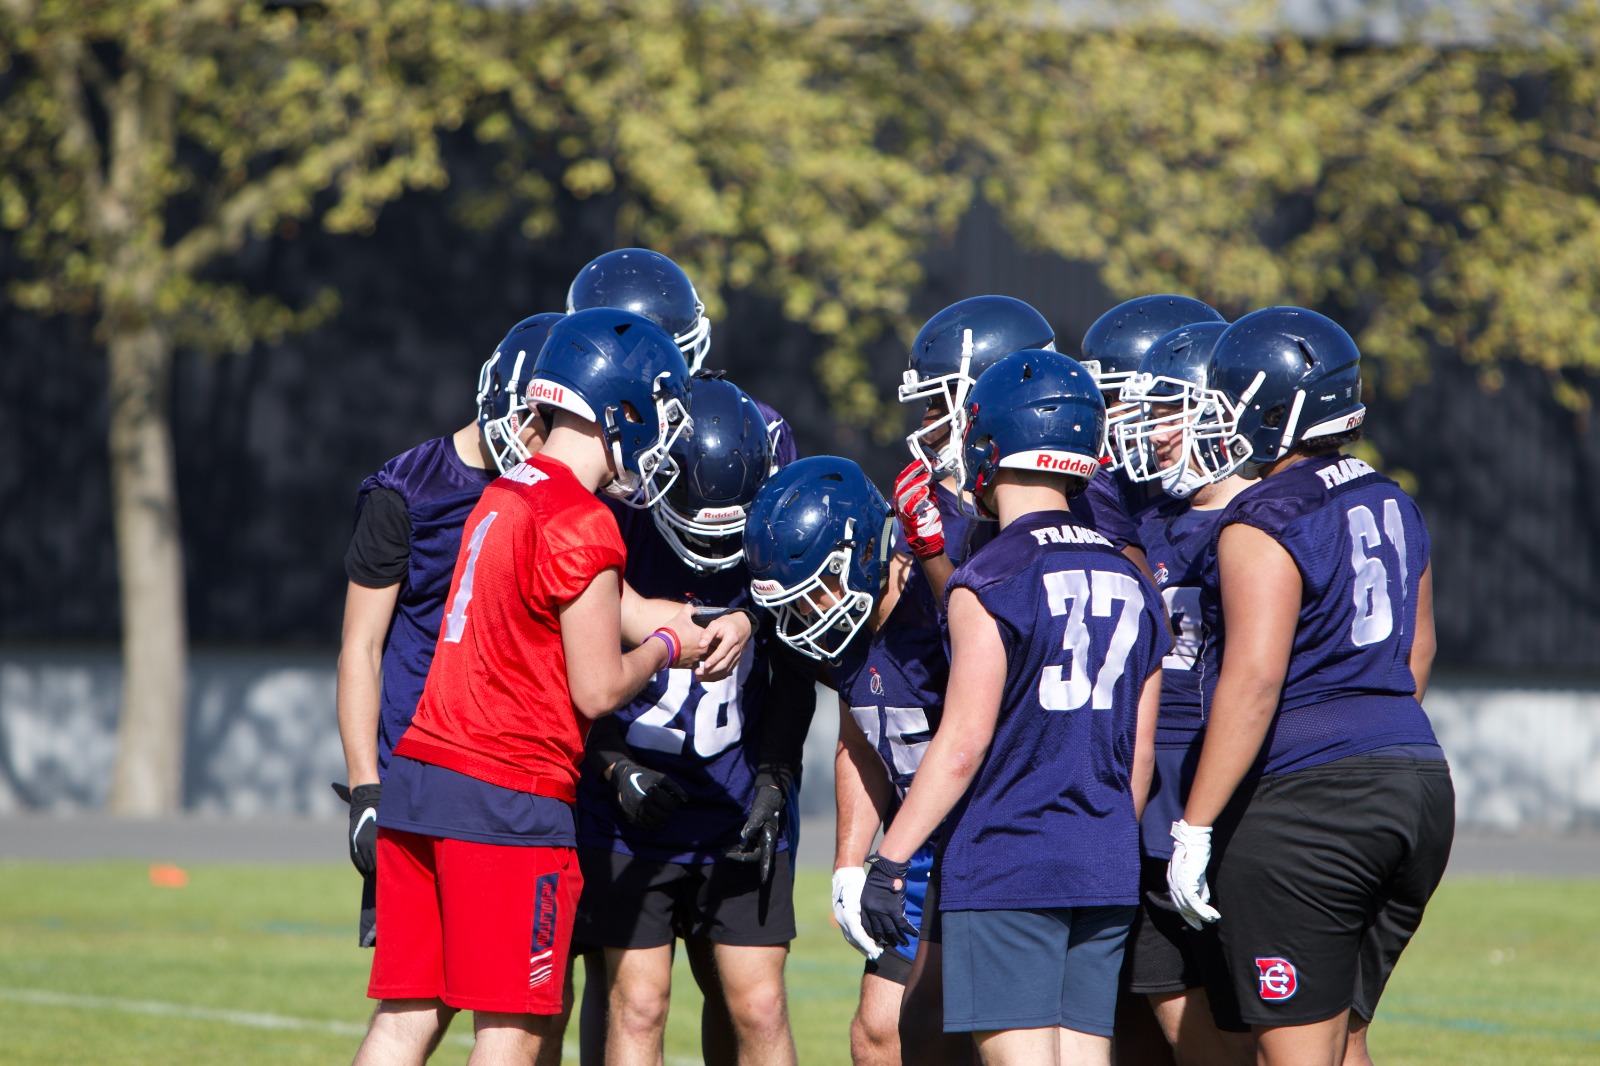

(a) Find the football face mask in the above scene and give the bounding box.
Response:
[749,530,877,661]
[1115,374,1241,498]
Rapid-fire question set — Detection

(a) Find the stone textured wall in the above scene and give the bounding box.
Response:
[2,650,1596,830]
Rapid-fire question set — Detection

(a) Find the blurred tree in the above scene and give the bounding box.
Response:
[0,0,497,814]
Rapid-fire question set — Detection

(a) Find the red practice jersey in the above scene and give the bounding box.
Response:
[395,454,626,803]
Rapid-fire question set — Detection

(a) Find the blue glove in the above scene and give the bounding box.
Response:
[859,852,918,949]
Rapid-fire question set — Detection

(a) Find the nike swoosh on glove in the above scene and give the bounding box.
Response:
[332,782,382,877]
[860,852,918,948]
[1167,819,1222,930]
[831,866,882,960]
[893,461,946,560]
[612,758,689,831]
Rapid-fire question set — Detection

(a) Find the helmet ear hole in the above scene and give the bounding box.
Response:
[620,400,644,424]
[1262,404,1286,429]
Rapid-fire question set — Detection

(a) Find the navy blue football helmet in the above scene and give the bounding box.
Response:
[567,248,713,373]
[898,295,1056,476]
[1082,295,1225,466]
[653,374,777,572]
[477,312,566,473]
[528,307,693,507]
[1200,306,1365,477]
[1113,321,1231,498]
[744,456,894,661]
[958,349,1105,519]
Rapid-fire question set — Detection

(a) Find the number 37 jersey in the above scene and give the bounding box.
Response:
[939,511,1170,912]
[1206,452,1439,776]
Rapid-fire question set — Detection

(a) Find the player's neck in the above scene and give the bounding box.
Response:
[991,477,1070,531]
[454,422,492,470]
[1190,473,1251,511]
[537,421,612,493]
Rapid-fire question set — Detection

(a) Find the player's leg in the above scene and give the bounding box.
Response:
[604,944,675,1065]
[357,829,455,1064]
[1343,1015,1373,1066]
[469,1012,557,1065]
[692,850,798,1064]
[576,950,608,1066]
[852,970,906,1065]
[943,908,1081,1066]
[972,1026,1060,1065]
[1054,906,1133,1066]
[684,934,738,1066]
[898,857,980,1066]
[1146,989,1252,1066]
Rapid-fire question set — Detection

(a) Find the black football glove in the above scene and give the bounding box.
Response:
[610,757,688,831]
[725,765,792,884]
[860,852,918,949]
[332,782,382,877]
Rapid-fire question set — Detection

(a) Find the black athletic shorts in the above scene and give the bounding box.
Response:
[357,868,377,948]
[1206,754,1455,1030]
[572,847,796,950]
[1122,855,1230,999]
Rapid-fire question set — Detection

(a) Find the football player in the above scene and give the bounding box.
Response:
[744,456,972,1066]
[335,311,563,966]
[571,373,811,1066]
[1164,308,1453,1066]
[1076,294,1228,577]
[1112,323,1255,1065]
[353,309,747,1065]
[860,348,1168,1066]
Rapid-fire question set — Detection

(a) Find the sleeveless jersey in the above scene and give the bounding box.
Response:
[939,510,1170,911]
[351,436,494,775]
[1205,453,1438,777]
[829,562,949,804]
[575,502,774,863]
[1136,497,1226,858]
[903,480,996,618]
[396,454,626,803]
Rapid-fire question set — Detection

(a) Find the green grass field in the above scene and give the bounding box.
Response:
[0,863,1595,1064]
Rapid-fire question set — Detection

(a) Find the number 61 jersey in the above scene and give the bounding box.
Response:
[1203,452,1439,777]
[938,510,1169,913]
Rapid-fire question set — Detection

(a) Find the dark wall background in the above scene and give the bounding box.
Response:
[3,189,1596,672]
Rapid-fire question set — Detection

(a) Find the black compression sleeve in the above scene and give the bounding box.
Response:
[757,643,818,776]
[344,487,411,588]
[584,715,633,777]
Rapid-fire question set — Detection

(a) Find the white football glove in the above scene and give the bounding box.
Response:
[832,866,883,960]
[1166,819,1222,930]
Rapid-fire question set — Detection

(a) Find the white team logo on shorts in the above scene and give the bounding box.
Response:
[1255,956,1298,1000]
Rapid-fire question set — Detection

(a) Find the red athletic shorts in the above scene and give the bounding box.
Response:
[367,827,582,1015]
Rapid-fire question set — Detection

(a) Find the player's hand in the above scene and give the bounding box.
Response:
[655,604,705,670]
[332,782,382,877]
[1167,819,1222,930]
[725,767,788,883]
[893,461,945,560]
[609,757,689,831]
[860,852,918,948]
[831,866,883,960]
[696,608,754,681]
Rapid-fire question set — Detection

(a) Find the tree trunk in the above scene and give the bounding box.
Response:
[106,319,187,816]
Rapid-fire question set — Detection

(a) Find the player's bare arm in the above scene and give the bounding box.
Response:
[335,580,400,787]
[876,587,1006,864]
[617,578,749,676]
[1182,523,1299,827]
[835,702,895,869]
[563,568,695,719]
[1131,666,1162,821]
[1411,563,1436,701]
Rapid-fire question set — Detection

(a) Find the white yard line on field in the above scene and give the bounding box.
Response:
[0,986,703,1064]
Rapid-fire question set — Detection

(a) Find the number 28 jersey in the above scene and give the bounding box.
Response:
[939,510,1169,912]
[1206,452,1439,777]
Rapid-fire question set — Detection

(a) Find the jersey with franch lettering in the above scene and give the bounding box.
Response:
[395,453,625,804]
[1136,497,1225,858]
[575,502,772,863]
[346,435,494,777]
[1205,453,1438,777]
[939,510,1169,911]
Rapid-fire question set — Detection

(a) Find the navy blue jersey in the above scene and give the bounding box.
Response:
[1136,498,1226,859]
[1073,467,1150,554]
[940,511,1170,911]
[352,436,494,776]
[751,396,800,468]
[575,503,774,863]
[829,563,949,802]
[903,480,996,618]
[1206,454,1438,777]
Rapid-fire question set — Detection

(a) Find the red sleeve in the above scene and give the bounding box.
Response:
[545,546,626,605]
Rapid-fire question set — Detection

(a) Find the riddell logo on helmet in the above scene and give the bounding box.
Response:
[529,380,565,405]
[1255,957,1298,1000]
[695,506,744,522]
[750,579,782,596]
[1034,453,1097,477]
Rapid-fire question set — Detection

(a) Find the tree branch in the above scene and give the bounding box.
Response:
[35,31,107,230]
